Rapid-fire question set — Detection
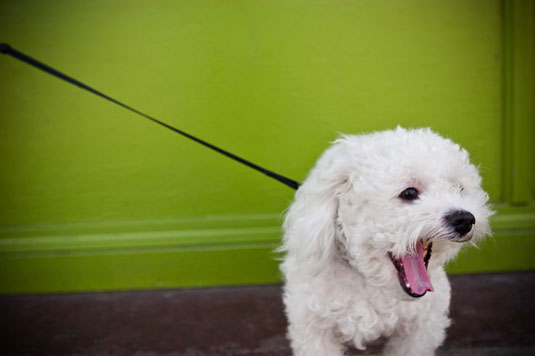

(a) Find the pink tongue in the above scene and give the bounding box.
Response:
[401,242,434,295]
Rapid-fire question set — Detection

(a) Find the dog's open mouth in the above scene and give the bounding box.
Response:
[388,241,433,298]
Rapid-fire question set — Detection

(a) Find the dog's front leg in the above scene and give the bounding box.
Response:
[383,301,450,356]
[288,322,346,356]
[382,315,449,356]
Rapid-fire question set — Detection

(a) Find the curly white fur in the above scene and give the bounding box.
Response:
[280,127,493,356]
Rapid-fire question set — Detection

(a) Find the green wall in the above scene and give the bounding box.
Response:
[0,0,533,294]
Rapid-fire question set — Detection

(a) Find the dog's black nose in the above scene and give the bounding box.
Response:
[445,210,476,236]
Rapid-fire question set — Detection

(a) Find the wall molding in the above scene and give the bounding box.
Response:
[502,0,535,204]
[0,213,283,254]
[0,209,533,295]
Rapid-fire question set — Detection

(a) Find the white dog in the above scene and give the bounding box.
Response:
[280,127,492,356]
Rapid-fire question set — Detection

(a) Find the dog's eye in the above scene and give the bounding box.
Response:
[399,187,419,201]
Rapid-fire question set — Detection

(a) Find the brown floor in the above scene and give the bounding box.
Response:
[0,272,534,356]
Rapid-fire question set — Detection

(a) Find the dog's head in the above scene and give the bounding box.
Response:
[282,127,492,300]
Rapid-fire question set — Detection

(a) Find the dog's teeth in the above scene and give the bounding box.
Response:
[406,283,411,288]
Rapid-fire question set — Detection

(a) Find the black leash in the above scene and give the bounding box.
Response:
[0,43,301,190]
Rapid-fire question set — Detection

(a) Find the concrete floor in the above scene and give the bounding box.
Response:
[0,272,534,356]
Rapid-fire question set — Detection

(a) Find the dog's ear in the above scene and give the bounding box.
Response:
[281,142,352,270]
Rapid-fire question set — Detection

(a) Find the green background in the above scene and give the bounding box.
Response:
[0,0,533,294]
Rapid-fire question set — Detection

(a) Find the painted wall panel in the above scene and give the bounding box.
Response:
[0,0,532,294]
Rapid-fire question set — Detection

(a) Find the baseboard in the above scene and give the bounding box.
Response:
[0,208,533,295]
